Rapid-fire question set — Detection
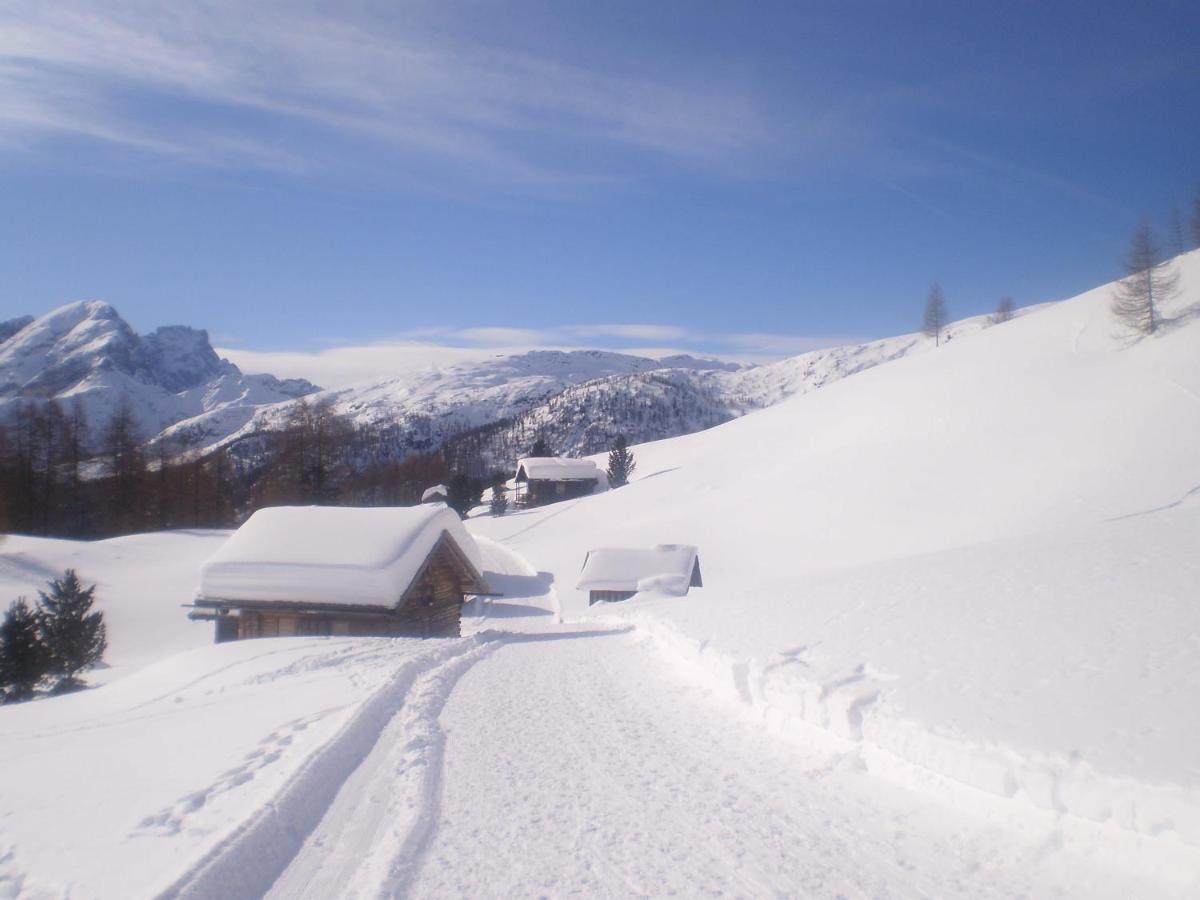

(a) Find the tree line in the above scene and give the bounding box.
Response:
[0,396,452,540]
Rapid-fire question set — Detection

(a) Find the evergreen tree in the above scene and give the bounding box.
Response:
[38,570,107,691]
[606,434,636,488]
[446,473,482,519]
[530,435,551,457]
[923,283,949,346]
[0,598,50,703]
[489,478,509,517]
[1112,224,1178,336]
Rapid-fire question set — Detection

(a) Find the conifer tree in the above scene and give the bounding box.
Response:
[0,598,50,702]
[530,436,551,457]
[38,570,107,691]
[446,473,481,519]
[1112,224,1178,336]
[992,296,1015,325]
[923,283,949,346]
[490,478,509,517]
[606,434,636,488]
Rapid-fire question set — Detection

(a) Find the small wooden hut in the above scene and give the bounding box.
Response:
[514,456,601,507]
[576,544,702,605]
[190,505,489,641]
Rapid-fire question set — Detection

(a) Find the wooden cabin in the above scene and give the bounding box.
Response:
[576,544,702,605]
[190,505,489,641]
[514,456,601,507]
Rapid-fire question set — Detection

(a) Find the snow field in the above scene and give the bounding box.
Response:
[0,530,226,679]
[0,634,470,898]
[466,251,1200,864]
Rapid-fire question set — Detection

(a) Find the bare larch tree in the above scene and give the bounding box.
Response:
[923,282,949,346]
[992,295,1015,325]
[1111,224,1178,336]
[1167,207,1185,256]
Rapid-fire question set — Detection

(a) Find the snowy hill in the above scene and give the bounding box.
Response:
[0,301,319,447]
[469,249,1200,850]
[440,310,1016,466]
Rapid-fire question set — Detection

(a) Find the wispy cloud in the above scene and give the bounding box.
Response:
[0,1,768,182]
[217,323,868,388]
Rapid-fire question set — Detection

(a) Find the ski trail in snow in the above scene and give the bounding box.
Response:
[262,638,502,900]
[155,639,482,900]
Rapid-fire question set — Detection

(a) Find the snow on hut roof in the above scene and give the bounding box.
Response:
[516,456,601,481]
[197,505,484,609]
[421,484,449,502]
[576,545,701,596]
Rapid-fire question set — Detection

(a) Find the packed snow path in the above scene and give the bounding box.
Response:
[257,629,1184,899]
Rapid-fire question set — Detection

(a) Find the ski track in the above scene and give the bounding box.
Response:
[154,638,483,900]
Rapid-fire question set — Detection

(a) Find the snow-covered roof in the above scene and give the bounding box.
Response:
[421,484,449,502]
[516,456,601,482]
[576,545,701,596]
[196,505,485,609]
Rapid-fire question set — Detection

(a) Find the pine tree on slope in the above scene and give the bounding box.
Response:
[38,570,107,692]
[607,434,636,488]
[490,479,509,517]
[0,598,50,702]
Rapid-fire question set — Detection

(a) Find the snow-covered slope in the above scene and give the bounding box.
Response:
[0,301,318,447]
[470,250,1200,845]
[439,310,1017,466]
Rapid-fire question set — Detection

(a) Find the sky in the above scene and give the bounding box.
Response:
[2,1,1199,382]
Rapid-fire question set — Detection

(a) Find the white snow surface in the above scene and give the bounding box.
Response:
[197,505,482,608]
[515,456,601,481]
[576,544,699,594]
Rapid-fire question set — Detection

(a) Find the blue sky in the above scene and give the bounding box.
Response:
[1,1,1198,377]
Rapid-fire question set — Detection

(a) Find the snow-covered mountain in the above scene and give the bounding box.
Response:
[0,301,319,446]
[200,310,1013,466]
[3,296,1021,465]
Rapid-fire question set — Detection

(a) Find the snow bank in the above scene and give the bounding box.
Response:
[197,505,482,608]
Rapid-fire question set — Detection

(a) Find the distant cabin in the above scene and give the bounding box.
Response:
[190,505,489,641]
[421,483,449,504]
[514,456,601,507]
[576,544,702,605]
